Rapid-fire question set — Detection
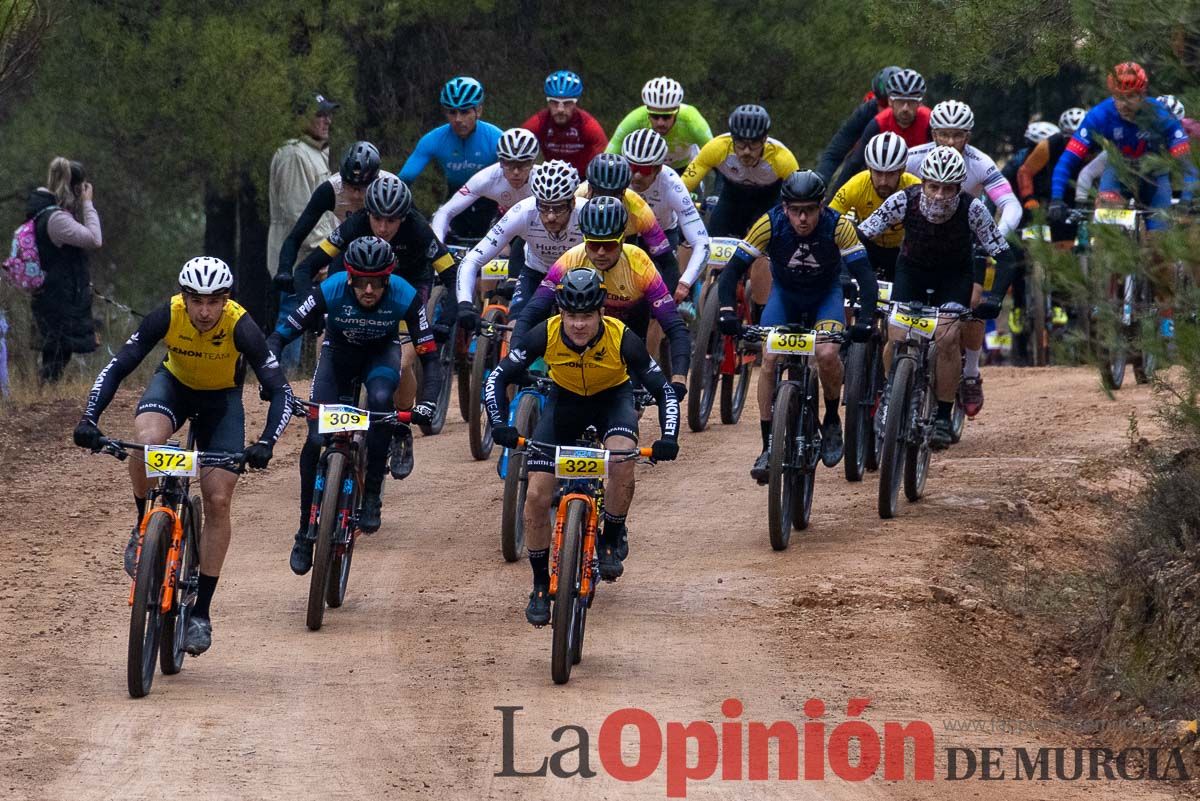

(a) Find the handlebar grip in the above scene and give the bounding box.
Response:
[639,447,653,458]
[395,411,412,423]
[516,436,527,447]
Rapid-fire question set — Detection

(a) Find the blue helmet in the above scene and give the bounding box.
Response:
[440,76,484,110]
[544,70,583,99]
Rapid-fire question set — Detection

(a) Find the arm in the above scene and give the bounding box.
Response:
[511,265,561,344]
[398,129,438,186]
[620,328,680,443]
[1074,152,1108,204]
[432,172,489,242]
[1016,139,1051,203]
[669,173,712,288]
[233,315,294,445]
[268,283,329,351]
[485,321,547,427]
[680,138,724,193]
[835,216,877,311]
[642,266,690,377]
[404,294,444,408]
[46,203,102,249]
[605,108,643,155]
[1167,126,1196,203]
[855,190,908,241]
[278,182,336,274]
[1051,133,1093,200]
[457,204,524,303]
[982,169,1022,236]
[82,304,169,423]
[968,199,1016,297]
[626,190,671,257]
[816,102,876,184]
[580,111,609,161]
[716,212,772,308]
[293,241,337,299]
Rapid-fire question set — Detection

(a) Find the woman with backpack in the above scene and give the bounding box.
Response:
[25,157,103,382]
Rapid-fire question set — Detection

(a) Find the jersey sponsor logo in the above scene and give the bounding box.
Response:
[210,328,228,347]
[457,185,472,196]
[426,240,440,258]
[165,344,232,361]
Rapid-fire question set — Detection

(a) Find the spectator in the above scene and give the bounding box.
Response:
[521,70,608,176]
[27,157,102,383]
[269,92,339,373]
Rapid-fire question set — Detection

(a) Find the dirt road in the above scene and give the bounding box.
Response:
[0,369,1185,799]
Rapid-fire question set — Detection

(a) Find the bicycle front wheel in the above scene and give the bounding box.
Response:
[421,285,455,435]
[307,452,346,631]
[904,371,935,502]
[501,392,540,562]
[767,382,799,550]
[468,308,505,460]
[842,341,870,482]
[551,499,589,685]
[688,288,722,431]
[792,371,818,531]
[161,495,201,676]
[128,514,170,698]
[878,357,914,519]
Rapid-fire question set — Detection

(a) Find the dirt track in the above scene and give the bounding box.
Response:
[0,368,1187,799]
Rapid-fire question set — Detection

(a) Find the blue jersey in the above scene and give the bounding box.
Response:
[398,121,504,193]
[1052,97,1194,200]
[273,273,434,351]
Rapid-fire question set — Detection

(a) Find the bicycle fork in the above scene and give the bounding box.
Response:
[549,493,599,609]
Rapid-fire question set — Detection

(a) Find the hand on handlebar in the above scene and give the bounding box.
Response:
[718,307,741,336]
[493,425,520,449]
[73,419,103,451]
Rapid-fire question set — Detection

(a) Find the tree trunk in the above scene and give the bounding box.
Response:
[236,170,270,328]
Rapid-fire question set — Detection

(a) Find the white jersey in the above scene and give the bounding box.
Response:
[456,196,585,303]
[1075,151,1108,203]
[906,143,1022,236]
[633,165,712,287]
[432,163,532,243]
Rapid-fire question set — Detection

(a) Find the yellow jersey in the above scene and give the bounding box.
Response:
[162,294,248,390]
[829,170,921,249]
[544,315,630,396]
[575,183,660,239]
[681,134,799,191]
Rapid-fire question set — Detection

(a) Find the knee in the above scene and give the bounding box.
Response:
[816,345,840,373]
[367,384,397,413]
[203,486,234,515]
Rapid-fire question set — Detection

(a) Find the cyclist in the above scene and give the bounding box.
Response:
[841,69,932,183]
[431,127,540,243]
[906,100,1021,412]
[856,147,1014,448]
[620,127,712,302]
[269,237,441,574]
[1048,63,1195,229]
[295,174,455,481]
[486,267,680,620]
[72,257,293,655]
[607,76,713,173]
[520,70,608,175]
[456,160,584,328]
[716,170,878,481]
[512,196,691,389]
[817,66,901,190]
[577,153,681,291]
[399,76,503,241]
[1017,118,1079,244]
[829,132,921,280]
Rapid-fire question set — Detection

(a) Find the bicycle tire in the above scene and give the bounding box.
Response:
[950,394,966,444]
[767,382,799,550]
[468,308,505,460]
[306,451,345,631]
[904,365,935,502]
[793,370,818,531]
[842,341,869,482]
[160,495,201,676]
[720,356,752,425]
[551,499,589,684]
[878,357,914,519]
[865,341,884,472]
[128,514,170,698]
[421,286,455,435]
[501,393,540,562]
[687,287,722,431]
[1133,277,1158,384]
[326,465,359,609]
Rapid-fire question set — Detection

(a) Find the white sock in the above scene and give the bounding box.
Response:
[963,349,981,378]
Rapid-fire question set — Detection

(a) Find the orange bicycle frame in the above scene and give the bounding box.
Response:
[548,492,599,599]
[126,505,183,615]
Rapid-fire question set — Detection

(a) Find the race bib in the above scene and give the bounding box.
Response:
[144,446,197,478]
[708,238,741,265]
[1021,225,1052,242]
[890,309,938,339]
[1092,208,1137,230]
[555,446,609,479]
[481,259,509,280]
[766,328,816,356]
[318,404,369,434]
[876,280,893,308]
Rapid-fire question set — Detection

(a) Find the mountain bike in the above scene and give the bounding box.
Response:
[293,394,412,631]
[518,431,655,685]
[499,374,552,562]
[877,301,974,519]
[740,324,843,549]
[688,238,756,431]
[467,300,513,461]
[93,429,244,698]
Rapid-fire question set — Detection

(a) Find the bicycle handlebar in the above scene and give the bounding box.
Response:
[95,437,248,470]
[288,397,411,425]
[516,437,653,461]
[738,325,846,344]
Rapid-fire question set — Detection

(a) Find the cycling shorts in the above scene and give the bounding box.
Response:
[863,239,900,283]
[1098,168,1173,232]
[527,382,639,474]
[761,280,846,331]
[894,254,974,308]
[136,368,245,471]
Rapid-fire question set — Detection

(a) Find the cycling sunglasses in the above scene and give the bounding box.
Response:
[630,164,658,176]
[349,274,388,290]
[536,200,575,215]
[647,110,678,121]
[584,237,623,251]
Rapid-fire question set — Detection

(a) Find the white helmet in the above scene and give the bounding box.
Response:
[1157,94,1185,121]
[496,127,540,162]
[864,132,909,172]
[530,159,580,203]
[179,257,233,294]
[641,76,684,112]
[621,128,669,166]
[1058,107,1086,135]
[920,145,967,184]
[1024,121,1060,143]
[930,100,975,131]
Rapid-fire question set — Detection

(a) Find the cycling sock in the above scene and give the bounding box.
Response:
[760,419,771,451]
[937,401,954,421]
[528,548,550,587]
[824,396,840,425]
[134,495,146,528]
[750,302,764,325]
[963,349,982,378]
[602,511,627,545]
[194,573,219,620]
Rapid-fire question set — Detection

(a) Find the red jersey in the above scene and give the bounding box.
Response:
[874,105,932,148]
[520,107,608,176]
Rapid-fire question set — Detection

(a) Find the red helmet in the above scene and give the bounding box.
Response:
[1107,62,1148,95]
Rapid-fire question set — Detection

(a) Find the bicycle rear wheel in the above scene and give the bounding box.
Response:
[551,499,589,684]
[468,308,505,460]
[720,343,753,425]
[421,286,455,435]
[501,393,540,562]
[792,370,818,531]
[842,341,870,482]
[878,357,914,519]
[767,382,799,550]
[161,495,201,676]
[307,452,346,631]
[128,514,170,698]
[688,289,722,431]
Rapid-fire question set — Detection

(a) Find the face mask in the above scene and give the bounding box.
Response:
[919,192,959,224]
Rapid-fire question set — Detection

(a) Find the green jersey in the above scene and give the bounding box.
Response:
[606,103,714,171]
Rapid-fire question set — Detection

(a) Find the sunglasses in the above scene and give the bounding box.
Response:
[647,111,677,121]
[630,164,658,176]
[536,201,574,215]
[546,97,578,106]
[584,238,623,251]
[349,275,388,290]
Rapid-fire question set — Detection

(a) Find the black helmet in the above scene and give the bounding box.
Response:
[586,153,632,194]
[578,195,628,240]
[555,267,607,312]
[344,236,396,277]
[781,170,826,203]
[873,66,902,99]
[728,104,770,140]
[340,141,381,187]
[364,174,412,219]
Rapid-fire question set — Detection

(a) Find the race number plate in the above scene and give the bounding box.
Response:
[766,329,816,356]
[481,258,509,280]
[876,280,893,309]
[890,309,938,339]
[144,446,197,478]
[555,446,609,479]
[318,404,370,434]
[708,238,741,266]
[1021,225,1052,242]
[1092,208,1137,230]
